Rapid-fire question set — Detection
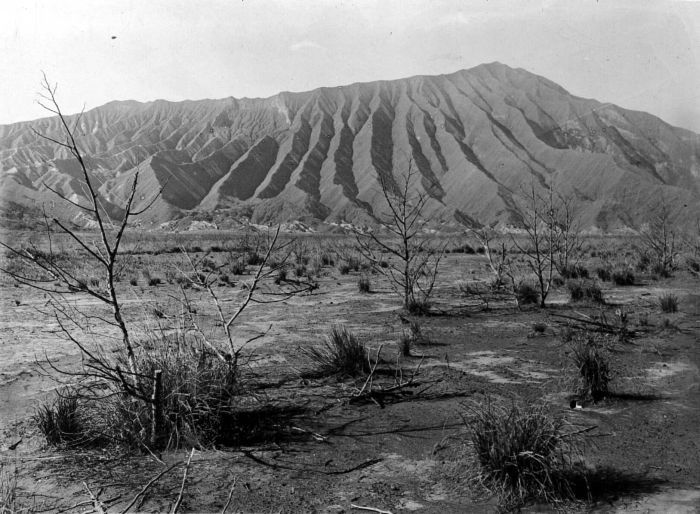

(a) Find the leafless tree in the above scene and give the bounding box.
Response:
[511,183,558,308]
[550,191,585,275]
[637,201,679,274]
[355,159,445,313]
[0,74,160,401]
[470,227,510,289]
[175,225,317,367]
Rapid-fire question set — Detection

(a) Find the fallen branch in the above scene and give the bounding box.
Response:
[221,477,237,514]
[83,482,107,514]
[121,462,181,513]
[171,448,196,514]
[350,504,394,514]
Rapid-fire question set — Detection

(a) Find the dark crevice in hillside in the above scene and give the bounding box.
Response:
[441,114,501,186]
[220,136,279,201]
[496,184,524,227]
[452,83,552,186]
[404,87,449,174]
[258,115,313,199]
[591,112,664,183]
[331,96,374,214]
[421,110,449,173]
[370,89,398,193]
[405,114,445,201]
[295,111,334,219]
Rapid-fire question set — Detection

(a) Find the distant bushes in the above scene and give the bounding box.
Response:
[612,269,635,286]
[516,282,540,306]
[560,265,589,280]
[595,267,611,282]
[358,275,371,293]
[567,279,604,304]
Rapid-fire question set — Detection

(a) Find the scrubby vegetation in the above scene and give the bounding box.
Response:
[567,279,604,303]
[659,293,679,313]
[569,332,611,402]
[464,399,583,509]
[301,326,371,378]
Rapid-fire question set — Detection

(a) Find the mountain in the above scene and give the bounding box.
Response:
[1,62,699,231]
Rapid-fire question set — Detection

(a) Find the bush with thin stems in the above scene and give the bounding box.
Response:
[566,279,604,304]
[302,326,371,378]
[515,282,540,306]
[569,332,611,402]
[358,275,371,293]
[595,267,611,282]
[659,293,679,313]
[612,269,635,286]
[34,394,82,446]
[464,399,582,509]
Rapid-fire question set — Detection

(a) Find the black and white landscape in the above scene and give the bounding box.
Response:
[1,2,699,513]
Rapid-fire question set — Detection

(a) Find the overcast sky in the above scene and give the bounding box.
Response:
[2,0,699,131]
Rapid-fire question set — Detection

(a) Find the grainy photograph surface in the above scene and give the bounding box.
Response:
[1,1,700,512]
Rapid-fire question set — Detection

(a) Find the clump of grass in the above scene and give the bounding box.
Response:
[567,279,604,304]
[464,399,581,509]
[569,333,610,402]
[338,263,351,275]
[406,298,431,315]
[398,333,412,356]
[302,326,370,378]
[659,293,679,313]
[515,282,540,305]
[129,277,138,286]
[246,252,263,266]
[532,322,547,334]
[612,269,634,286]
[358,275,371,293]
[561,265,589,279]
[34,395,82,446]
[274,267,287,285]
[295,264,306,277]
[230,260,247,275]
[595,267,611,282]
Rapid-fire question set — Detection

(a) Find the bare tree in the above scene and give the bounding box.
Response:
[637,201,679,274]
[355,159,445,313]
[470,227,510,289]
[510,183,558,308]
[0,75,160,400]
[176,226,317,367]
[550,191,585,275]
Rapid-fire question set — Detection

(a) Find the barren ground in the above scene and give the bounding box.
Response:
[1,234,699,513]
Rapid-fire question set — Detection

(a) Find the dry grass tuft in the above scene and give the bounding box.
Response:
[463,399,583,509]
[302,326,371,378]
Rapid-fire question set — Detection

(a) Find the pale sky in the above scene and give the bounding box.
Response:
[2,0,700,131]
